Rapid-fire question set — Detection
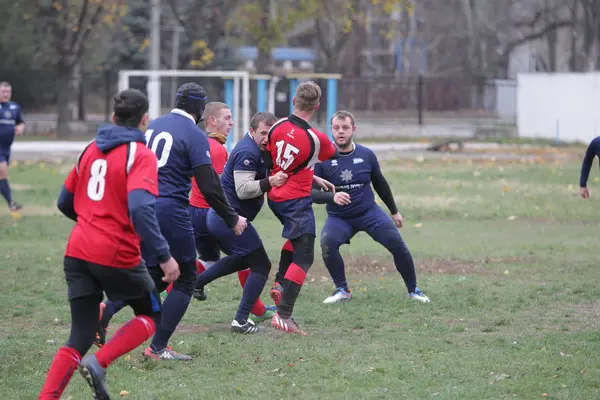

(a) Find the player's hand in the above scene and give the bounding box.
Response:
[580,186,590,199]
[269,171,288,187]
[15,124,24,136]
[233,215,248,236]
[333,192,351,206]
[391,212,404,228]
[160,257,180,283]
[314,176,335,193]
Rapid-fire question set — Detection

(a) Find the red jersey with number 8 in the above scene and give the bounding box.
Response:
[266,114,336,202]
[63,140,159,268]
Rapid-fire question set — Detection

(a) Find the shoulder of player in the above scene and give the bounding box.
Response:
[355,143,376,158]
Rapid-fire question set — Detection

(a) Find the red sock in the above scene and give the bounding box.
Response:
[237,269,266,316]
[95,315,155,369]
[165,283,173,294]
[39,346,81,400]
[196,260,206,274]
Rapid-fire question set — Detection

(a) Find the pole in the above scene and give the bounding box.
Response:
[148,0,161,120]
[417,74,423,125]
[170,26,182,107]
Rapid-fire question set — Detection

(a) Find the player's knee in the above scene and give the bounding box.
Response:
[0,162,8,179]
[320,232,341,258]
[172,260,197,295]
[246,247,272,276]
[292,234,315,270]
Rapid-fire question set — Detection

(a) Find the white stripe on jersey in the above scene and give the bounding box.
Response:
[306,129,322,170]
[126,141,137,174]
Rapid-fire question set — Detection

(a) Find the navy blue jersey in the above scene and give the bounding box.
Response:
[220,133,267,221]
[145,109,212,204]
[0,101,23,147]
[314,143,380,218]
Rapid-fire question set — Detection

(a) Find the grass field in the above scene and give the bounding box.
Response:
[2,146,600,399]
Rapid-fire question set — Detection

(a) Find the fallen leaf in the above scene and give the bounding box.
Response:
[414,223,423,228]
[119,390,129,396]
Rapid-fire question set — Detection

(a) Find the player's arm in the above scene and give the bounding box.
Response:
[14,105,24,135]
[57,167,79,221]
[234,170,272,199]
[579,137,600,188]
[316,131,339,161]
[310,180,335,204]
[190,132,240,227]
[194,165,239,227]
[127,151,171,263]
[370,152,399,215]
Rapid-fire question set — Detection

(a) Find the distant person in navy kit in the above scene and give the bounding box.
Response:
[313,110,431,304]
[579,136,600,199]
[0,81,25,211]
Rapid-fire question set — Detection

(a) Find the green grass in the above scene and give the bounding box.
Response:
[2,148,600,399]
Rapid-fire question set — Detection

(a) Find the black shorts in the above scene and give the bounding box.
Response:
[64,256,156,302]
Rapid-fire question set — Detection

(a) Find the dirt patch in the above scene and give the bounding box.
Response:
[10,184,33,191]
[175,323,229,334]
[0,204,59,217]
[309,256,525,282]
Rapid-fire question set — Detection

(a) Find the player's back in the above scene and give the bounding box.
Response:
[267,114,336,202]
[189,136,228,208]
[221,133,266,221]
[65,129,155,268]
[145,109,210,205]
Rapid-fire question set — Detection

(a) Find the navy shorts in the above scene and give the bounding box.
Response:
[206,208,262,256]
[189,205,221,261]
[268,196,315,240]
[141,198,196,266]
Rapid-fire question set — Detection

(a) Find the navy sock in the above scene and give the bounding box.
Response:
[101,300,126,326]
[0,179,12,205]
[151,288,191,351]
[321,242,348,291]
[195,255,243,289]
[235,271,268,323]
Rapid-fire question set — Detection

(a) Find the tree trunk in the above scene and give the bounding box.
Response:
[56,67,83,138]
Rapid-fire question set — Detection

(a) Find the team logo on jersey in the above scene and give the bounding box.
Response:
[9,104,16,110]
[331,160,338,166]
[243,159,250,166]
[4,111,11,119]
[206,150,211,159]
[287,129,295,139]
[353,158,364,164]
[340,169,353,182]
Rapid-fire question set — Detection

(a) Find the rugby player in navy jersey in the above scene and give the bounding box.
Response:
[194,112,287,333]
[313,110,430,304]
[579,136,600,199]
[0,81,25,211]
[97,83,247,361]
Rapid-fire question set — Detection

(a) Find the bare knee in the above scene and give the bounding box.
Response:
[0,162,8,179]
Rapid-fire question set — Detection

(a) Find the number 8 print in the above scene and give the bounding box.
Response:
[87,159,107,201]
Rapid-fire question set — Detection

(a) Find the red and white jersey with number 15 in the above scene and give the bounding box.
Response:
[266,114,336,202]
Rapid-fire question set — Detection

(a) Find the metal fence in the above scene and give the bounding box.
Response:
[1,69,517,137]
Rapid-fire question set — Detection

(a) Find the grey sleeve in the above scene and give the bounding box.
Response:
[234,170,271,200]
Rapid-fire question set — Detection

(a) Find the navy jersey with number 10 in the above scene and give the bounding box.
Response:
[145,109,212,204]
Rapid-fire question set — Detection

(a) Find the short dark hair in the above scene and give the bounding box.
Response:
[331,110,355,126]
[250,112,277,131]
[113,89,149,127]
[0,81,11,88]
